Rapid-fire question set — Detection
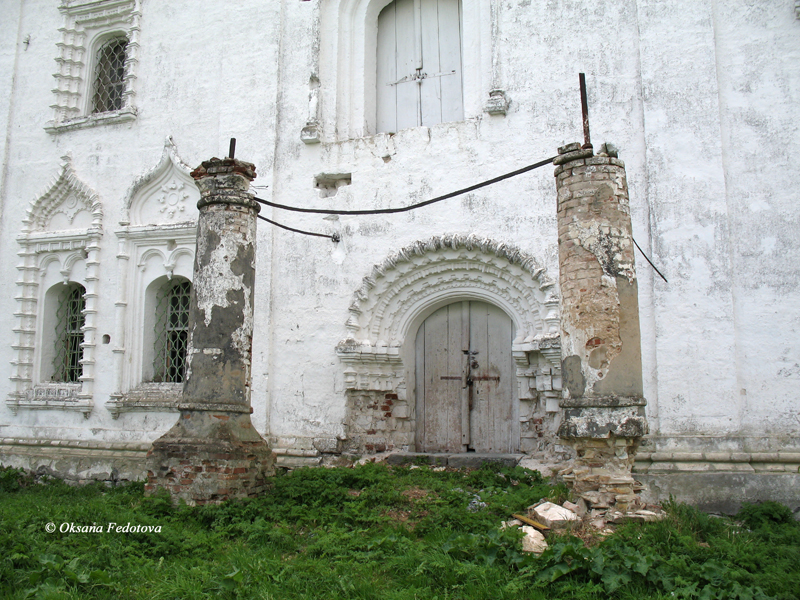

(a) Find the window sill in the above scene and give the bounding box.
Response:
[106,382,182,419]
[7,383,92,418]
[45,109,137,134]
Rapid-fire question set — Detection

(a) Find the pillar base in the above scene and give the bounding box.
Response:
[145,410,275,505]
[559,437,643,513]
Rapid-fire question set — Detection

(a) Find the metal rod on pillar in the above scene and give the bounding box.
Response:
[228,138,236,159]
[579,73,592,150]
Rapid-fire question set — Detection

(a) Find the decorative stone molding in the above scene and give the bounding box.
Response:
[19,383,91,415]
[106,383,181,419]
[45,0,141,133]
[635,451,800,474]
[484,89,509,116]
[338,234,559,452]
[0,437,152,483]
[339,350,403,392]
[301,75,322,144]
[301,122,322,144]
[121,137,197,227]
[109,138,197,416]
[8,155,103,417]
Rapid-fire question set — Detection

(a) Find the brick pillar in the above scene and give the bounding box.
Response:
[145,157,274,505]
[554,143,648,512]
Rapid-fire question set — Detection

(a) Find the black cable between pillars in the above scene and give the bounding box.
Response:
[253,155,557,216]
[251,154,668,284]
[256,214,339,242]
[632,237,668,283]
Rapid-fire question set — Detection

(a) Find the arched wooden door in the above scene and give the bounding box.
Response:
[415,301,517,453]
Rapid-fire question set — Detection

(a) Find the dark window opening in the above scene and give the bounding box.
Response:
[153,279,191,383]
[52,284,86,383]
[91,37,128,114]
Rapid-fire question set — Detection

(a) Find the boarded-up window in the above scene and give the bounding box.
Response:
[377,0,463,133]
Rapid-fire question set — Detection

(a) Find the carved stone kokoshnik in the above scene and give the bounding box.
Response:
[554,142,648,513]
[145,157,275,505]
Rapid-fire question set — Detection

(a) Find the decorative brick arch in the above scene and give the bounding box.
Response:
[341,234,558,347]
[337,234,562,453]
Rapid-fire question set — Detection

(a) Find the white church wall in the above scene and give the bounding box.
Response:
[0,0,797,489]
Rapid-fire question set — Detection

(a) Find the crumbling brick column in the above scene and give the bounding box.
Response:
[146,157,274,505]
[554,143,648,512]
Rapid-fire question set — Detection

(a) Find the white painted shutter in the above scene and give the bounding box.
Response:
[377,0,463,134]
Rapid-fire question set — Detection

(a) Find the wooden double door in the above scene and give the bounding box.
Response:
[415,301,517,453]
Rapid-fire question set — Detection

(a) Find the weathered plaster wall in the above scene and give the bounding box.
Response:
[0,0,281,450]
[634,0,800,457]
[713,0,800,440]
[263,0,649,455]
[0,0,797,492]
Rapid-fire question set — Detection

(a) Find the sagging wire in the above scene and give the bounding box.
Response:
[256,214,339,242]
[251,154,668,285]
[252,155,557,216]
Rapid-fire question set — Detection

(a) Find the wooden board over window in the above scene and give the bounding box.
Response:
[377,0,464,133]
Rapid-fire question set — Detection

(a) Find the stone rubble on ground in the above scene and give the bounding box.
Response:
[501,519,548,554]
[500,495,667,554]
[520,526,548,554]
[529,500,581,528]
[467,495,488,512]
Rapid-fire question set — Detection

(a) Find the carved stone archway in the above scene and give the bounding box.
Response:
[337,234,562,453]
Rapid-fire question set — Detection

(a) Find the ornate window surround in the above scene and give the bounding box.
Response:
[8,155,103,417]
[107,138,197,419]
[45,0,141,134]
[337,235,562,451]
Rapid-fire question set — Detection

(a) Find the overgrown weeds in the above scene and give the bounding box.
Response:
[0,463,797,599]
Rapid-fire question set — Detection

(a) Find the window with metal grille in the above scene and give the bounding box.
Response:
[91,37,128,114]
[52,284,86,383]
[152,279,191,383]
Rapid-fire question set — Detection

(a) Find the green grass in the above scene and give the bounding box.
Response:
[0,463,798,600]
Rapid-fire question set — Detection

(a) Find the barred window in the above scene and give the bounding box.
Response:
[52,284,86,383]
[91,37,128,114]
[152,279,191,383]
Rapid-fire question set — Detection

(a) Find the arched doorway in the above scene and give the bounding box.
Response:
[415,300,517,453]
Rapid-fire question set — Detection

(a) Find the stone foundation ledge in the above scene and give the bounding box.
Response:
[386,453,523,469]
[0,438,151,483]
[635,451,800,473]
[638,472,800,516]
[1,437,152,453]
[269,436,348,468]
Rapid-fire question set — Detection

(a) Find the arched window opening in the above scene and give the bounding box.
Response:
[152,279,191,383]
[52,284,86,383]
[91,37,128,114]
[376,0,463,133]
